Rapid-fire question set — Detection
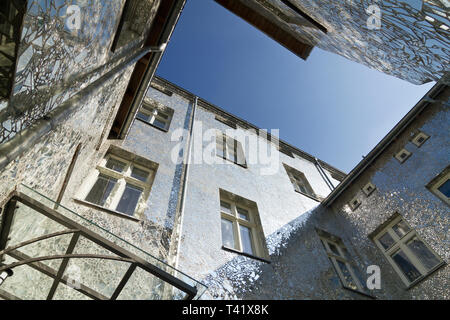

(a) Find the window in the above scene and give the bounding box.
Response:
[215,115,237,129]
[394,148,412,163]
[80,151,156,218]
[362,182,376,196]
[372,214,444,287]
[284,164,317,199]
[111,0,156,52]
[216,132,247,167]
[318,230,365,293]
[0,0,27,100]
[411,131,429,147]
[349,196,361,211]
[426,166,450,206]
[219,192,268,261]
[136,102,173,131]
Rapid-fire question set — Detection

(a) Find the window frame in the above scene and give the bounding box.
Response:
[411,131,430,148]
[216,132,247,168]
[136,102,173,132]
[219,197,268,261]
[78,153,155,219]
[394,148,412,163]
[372,215,445,287]
[284,164,318,200]
[362,182,376,196]
[319,234,366,293]
[426,167,450,206]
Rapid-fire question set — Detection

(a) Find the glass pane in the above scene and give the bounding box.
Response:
[220,201,232,214]
[105,158,126,173]
[391,250,422,283]
[378,232,395,250]
[116,184,143,216]
[131,167,149,182]
[136,111,151,122]
[226,141,237,162]
[221,218,235,249]
[156,111,169,120]
[152,118,167,129]
[328,242,341,256]
[437,179,450,198]
[85,175,117,206]
[216,136,225,158]
[239,225,254,255]
[336,260,358,290]
[392,220,411,238]
[236,207,249,221]
[407,237,441,271]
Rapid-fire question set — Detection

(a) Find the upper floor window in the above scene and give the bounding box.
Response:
[372,214,444,287]
[411,131,429,148]
[394,148,412,163]
[111,0,157,52]
[284,164,317,200]
[426,166,449,206]
[216,132,247,167]
[318,230,366,293]
[220,191,268,261]
[136,102,173,131]
[0,0,27,100]
[79,150,157,218]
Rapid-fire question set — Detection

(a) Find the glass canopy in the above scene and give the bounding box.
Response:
[0,184,207,300]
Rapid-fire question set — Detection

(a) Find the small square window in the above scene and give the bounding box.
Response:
[283,164,317,200]
[216,132,247,167]
[136,102,173,131]
[426,166,450,206]
[411,132,429,147]
[394,148,412,163]
[362,182,376,196]
[349,196,361,211]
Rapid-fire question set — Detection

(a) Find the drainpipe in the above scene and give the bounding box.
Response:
[171,96,197,269]
[315,157,335,191]
[0,266,13,286]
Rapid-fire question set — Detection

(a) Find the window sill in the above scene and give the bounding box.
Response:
[73,198,142,223]
[405,261,447,290]
[136,117,169,133]
[221,246,270,264]
[294,189,320,202]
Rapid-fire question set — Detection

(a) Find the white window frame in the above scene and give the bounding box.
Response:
[394,148,412,163]
[411,131,429,147]
[78,154,155,218]
[319,235,365,292]
[426,167,450,206]
[373,215,444,287]
[220,197,267,260]
[284,165,317,200]
[216,132,247,167]
[136,102,173,131]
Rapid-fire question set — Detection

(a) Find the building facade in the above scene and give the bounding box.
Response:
[0,1,448,300]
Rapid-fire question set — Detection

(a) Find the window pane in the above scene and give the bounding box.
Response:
[220,201,232,214]
[131,167,149,182]
[85,175,117,206]
[136,111,151,122]
[226,141,237,162]
[116,184,143,216]
[105,158,126,173]
[336,260,358,290]
[221,219,235,248]
[236,207,249,221]
[328,242,341,256]
[378,232,395,250]
[392,220,410,238]
[391,250,422,283]
[239,225,254,255]
[437,179,450,198]
[156,111,169,120]
[152,118,167,129]
[407,237,441,271]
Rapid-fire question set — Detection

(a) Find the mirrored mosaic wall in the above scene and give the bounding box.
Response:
[0,0,159,143]
[258,0,449,84]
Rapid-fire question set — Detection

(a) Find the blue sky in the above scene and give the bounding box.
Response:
[156,0,435,173]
